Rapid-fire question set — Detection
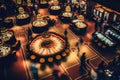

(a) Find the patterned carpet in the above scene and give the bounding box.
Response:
[11,22,109,80]
[0,8,117,80]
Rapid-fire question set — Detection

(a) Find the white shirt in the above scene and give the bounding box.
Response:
[90,68,97,80]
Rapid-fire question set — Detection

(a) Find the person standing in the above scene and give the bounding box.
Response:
[97,61,106,80]
[53,64,61,80]
[101,20,108,33]
[80,52,86,69]
[98,61,106,71]
[73,4,77,13]
[33,3,38,16]
[89,68,98,80]
[78,5,81,15]
[94,17,99,32]
[75,41,80,57]
[79,37,83,45]
[60,73,69,80]
[28,27,32,41]
[97,17,102,32]
[64,29,68,38]
[30,62,39,80]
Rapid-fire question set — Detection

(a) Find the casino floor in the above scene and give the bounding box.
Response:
[0,2,120,80]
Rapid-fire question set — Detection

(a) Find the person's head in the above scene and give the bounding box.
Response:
[83,52,86,55]
[101,61,104,64]
[60,74,69,80]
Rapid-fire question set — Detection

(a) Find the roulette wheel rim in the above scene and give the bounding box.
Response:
[29,32,69,63]
[29,32,67,56]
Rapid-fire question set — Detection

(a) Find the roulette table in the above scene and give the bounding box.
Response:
[70,19,87,35]
[1,30,16,45]
[29,32,69,63]
[62,12,73,18]
[32,19,49,33]
[0,44,11,58]
[16,13,30,25]
[1,29,20,51]
[59,12,73,23]
[39,0,48,8]
[49,5,61,15]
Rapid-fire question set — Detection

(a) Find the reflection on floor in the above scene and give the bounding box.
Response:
[0,8,118,80]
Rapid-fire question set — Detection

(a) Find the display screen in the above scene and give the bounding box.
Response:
[105,29,120,40]
[99,12,102,18]
[94,32,115,46]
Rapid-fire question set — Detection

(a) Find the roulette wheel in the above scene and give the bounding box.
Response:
[29,32,69,63]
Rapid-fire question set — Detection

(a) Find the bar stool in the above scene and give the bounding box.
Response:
[48,57,53,63]
[39,58,45,63]
[94,39,98,43]
[62,52,67,57]
[30,55,36,60]
[98,42,102,46]
[56,55,61,60]
[102,45,106,49]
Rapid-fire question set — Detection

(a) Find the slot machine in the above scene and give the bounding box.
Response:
[96,7,104,21]
[103,11,109,21]
[93,8,97,16]
[116,14,120,22]
[92,32,116,50]
[113,13,117,22]
[103,9,114,24]
[93,6,104,21]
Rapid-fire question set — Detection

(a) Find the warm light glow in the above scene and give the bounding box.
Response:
[62,52,67,57]
[86,33,92,39]
[65,49,70,53]
[39,58,45,63]
[56,55,61,60]
[24,60,31,66]
[30,55,36,60]
[98,42,102,46]
[38,65,53,78]
[48,57,53,62]
[102,45,106,48]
